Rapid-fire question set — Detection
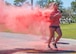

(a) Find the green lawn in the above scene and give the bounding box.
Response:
[0,23,76,39]
[60,23,76,39]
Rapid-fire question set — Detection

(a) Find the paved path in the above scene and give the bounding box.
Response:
[0,32,76,54]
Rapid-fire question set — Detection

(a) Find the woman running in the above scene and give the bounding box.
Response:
[48,2,62,50]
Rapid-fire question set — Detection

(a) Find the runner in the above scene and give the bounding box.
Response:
[47,2,62,50]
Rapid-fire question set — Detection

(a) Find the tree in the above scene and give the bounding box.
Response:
[36,0,63,8]
[36,0,48,7]
[48,0,55,3]
[14,0,26,6]
[71,0,76,22]
[71,0,76,13]
[61,7,76,24]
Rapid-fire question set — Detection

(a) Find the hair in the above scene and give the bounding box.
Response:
[49,2,59,7]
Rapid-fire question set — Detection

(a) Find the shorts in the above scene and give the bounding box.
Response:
[49,26,60,30]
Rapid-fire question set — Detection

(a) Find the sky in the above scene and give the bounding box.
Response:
[5,0,74,8]
[62,0,74,8]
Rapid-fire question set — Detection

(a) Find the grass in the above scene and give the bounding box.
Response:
[0,23,76,39]
[0,24,11,32]
[60,23,76,39]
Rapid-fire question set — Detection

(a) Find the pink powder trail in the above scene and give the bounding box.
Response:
[0,0,53,36]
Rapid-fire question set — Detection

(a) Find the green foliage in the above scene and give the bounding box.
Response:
[71,0,76,13]
[14,0,26,6]
[36,0,48,7]
[14,0,25,2]
[36,0,63,8]
[48,0,54,3]
[71,0,76,22]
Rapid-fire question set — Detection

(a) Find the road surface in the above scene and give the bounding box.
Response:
[0,32,76,54]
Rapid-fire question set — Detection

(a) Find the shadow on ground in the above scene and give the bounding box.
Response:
[0,48,76,54]
[57,42,69,44]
